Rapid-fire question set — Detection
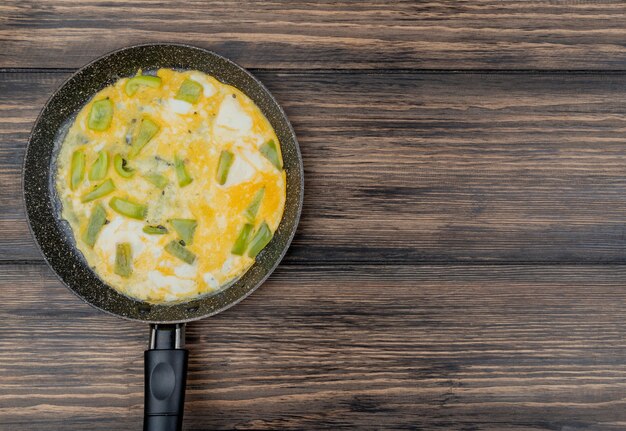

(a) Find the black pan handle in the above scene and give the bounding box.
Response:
[144,324,188,431]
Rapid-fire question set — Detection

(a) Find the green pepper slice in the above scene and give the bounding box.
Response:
[129,117,159,158]
[143,225,168,235]
[124,75,162,96]
[260,139,282,170]
[216,150,234,185]
[175,78,203,104]
[170,219,197,245]
[248,222,273,258]
[81,178,115,203]
[82,203,107,247]
[164,240,196,264]
[174,156,193,187]
[88,151,109,181]
[114,242,132,277]
[143,172,168,189]
[231,223,253,255]
[244,188,265,222]
[88,98,114,131]
[110,197,147,220]
[70,150,86,190]
[114,154,135,178]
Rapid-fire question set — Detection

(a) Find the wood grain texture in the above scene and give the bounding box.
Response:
[1,264,625,430]
[3,1,626,70]
[3,3,626,429]
[4,71,626,264]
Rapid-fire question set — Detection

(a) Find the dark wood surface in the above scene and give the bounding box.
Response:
[3,1,626,70]
[2,2,626,430]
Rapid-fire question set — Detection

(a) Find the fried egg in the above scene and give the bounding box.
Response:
[55,69,286,303]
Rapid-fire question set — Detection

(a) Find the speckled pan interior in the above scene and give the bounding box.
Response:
[23,44,303,323]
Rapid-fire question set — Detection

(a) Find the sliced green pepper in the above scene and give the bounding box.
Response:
[129,117,159,158]
[82,203,107,247]
[260,139,282,170]
[164,240,196,264]
[143,172,168,189]
[114,242,132,277]
[143,225,168,235]
[110,197,147,220]
[216,150,234,185]
[244,188,265,222]
[88,151,109,181]
[70,150,86,190]
[114,154,135,178]
[170,219,197,245]
[174,156,193,187]
[231,223,253,255]
[175,78,203,104]
[88,98,114,131]
[124,75,162,96]
[248,222,273,258]
[81,178,115,203]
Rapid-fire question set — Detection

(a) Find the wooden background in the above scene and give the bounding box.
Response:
[2,1,626,430]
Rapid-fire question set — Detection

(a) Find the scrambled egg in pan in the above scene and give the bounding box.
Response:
[55,69,286,303]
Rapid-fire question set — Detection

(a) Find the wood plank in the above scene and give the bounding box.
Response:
[4,71,626,264]
[0,264,624,429]
[2,1,626,70]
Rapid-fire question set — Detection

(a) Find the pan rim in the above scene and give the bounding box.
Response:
[23,42,304,324]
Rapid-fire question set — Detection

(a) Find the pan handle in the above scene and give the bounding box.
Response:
[144,324,189,431]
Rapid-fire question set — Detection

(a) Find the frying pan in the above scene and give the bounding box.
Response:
[23,43,303,431]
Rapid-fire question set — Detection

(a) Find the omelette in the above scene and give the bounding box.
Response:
[55,69,286,303]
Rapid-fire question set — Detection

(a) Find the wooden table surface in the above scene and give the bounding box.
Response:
[2,2,626,430]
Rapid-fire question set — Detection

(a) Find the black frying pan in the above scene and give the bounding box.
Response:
[23,44,303,431]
